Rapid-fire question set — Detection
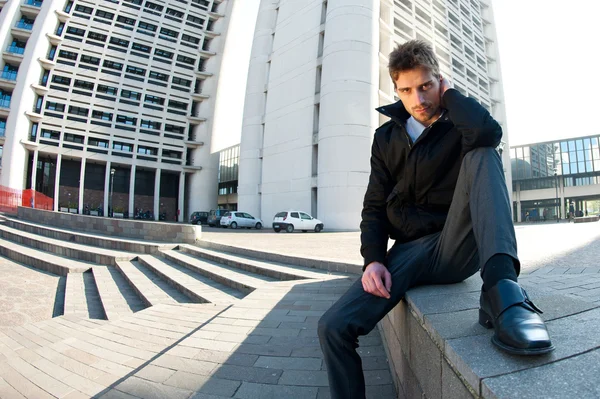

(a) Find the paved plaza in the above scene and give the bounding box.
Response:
[0,219,599,398]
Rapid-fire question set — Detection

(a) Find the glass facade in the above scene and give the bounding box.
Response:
[217,145,239,195]
[511,135,600,190]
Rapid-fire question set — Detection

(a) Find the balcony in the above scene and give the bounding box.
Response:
[21,0,42,16]
[25,110,43,122]
[187,113,207,125]
[46,33,62,45]
[184,138,204,148]
[37,57,56,69]
[55,9,71,22]
[191,92,209,101]
[182,164,202,171]
[0,99,11,117]
[195,70,213,78]
[31,83,49,95]
[0,71,17,90]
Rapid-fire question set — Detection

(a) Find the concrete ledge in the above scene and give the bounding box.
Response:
[17,206,201,244]
[202,244,600,398]
[574,215,599,223]
[196,239,363,275]
[4,216,176,254]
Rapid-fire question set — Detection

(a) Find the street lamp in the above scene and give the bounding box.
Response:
[110,168,115,217]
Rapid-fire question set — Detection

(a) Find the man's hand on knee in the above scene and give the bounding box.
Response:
[362,262,392,299]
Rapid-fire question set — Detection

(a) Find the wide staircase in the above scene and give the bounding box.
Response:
[0,213,396,398]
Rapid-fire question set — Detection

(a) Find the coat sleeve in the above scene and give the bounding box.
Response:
[442,89,502,153]
[360,133,392,271]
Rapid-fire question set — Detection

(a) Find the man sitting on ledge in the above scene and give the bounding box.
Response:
[317,40,554,399]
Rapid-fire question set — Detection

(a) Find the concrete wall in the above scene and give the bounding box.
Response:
[17,206,200,243]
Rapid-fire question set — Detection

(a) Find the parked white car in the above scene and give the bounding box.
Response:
[272,211,324,233]
[220,212,263,229]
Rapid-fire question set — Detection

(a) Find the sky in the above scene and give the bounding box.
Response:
[492,0,600,146]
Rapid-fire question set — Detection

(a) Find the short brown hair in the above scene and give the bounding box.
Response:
[388,40,440,87]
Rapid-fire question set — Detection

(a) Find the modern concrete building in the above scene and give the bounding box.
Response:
[238,0,510,230]
[0,0,235,221]
[510,135,600,222]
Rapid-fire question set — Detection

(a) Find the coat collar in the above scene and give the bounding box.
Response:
[376,100,452,130]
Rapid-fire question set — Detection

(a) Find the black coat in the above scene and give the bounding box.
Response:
[360,89,502,269]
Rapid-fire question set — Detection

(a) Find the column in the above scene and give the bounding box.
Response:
[559,177,565,220]
[78,158,86,213]
[129,164,136,218]
[515,182,521,222]
[237,0,278,216]
[104,161,111,217]
[30,150,38,190]
[53,154,62,211]
[178,171,185,222]
[154,168,161,221]
[317,0,380,229]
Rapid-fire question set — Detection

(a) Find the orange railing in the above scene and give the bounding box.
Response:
[0,186,54,214]
[22,189,54,211]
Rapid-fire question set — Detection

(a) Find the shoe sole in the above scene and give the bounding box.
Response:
[479,309,555,356]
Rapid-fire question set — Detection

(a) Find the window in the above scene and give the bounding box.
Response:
[144,94,164,105]
[66,27,85,36]
[149,71,168,81]
[88,31,107,42]
[172,77,192,87]
[154,49,173,59]
[58,50,78,60]
[138,21,157,32]
[145,1,163,11]
[140,119,161,129]
[176,55,195,65]
[80,55,100,65]
[68,106,89,116]
[51,75,71,85]
[124,0,142,4]
[187,15,204,25]
[89,138,109,148]
[97,84,118,95]
[109,37,129,47]
[92,110,113,120]
[56,23,65,36]
[74,79,94,90]
[113,141,133,152]
[45,102,65,112]
[41,129,61,139]
[121,89,141,100]
[75,5,93,14]
[165,124,184,134]
[126,65,146,76]
[116,15,136,26]
[162,149,182,159]
[116,115,137,125]
[103,60,123,70]
[64,133,84,143]
[181,34,200,45]
[137,146,158,155]
[166,8,184,18]
[160,27,178,38]
[132,43,151,53]
[168,100,188,110]
[96,10,115,20]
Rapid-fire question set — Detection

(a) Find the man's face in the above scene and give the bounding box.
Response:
[394,66,442,126]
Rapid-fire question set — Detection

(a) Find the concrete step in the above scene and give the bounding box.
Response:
[114,260,192,307]
[0,236,91,276]
[91,266,148,320]
[137,254,243,304]
[3,216,176,254]
[160,249,276,294]
[0,222,135,266]
[63,271,106,320]
[179,244,334,280]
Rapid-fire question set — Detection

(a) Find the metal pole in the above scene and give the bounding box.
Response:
[110,168,115,217]
[555,172,559,222]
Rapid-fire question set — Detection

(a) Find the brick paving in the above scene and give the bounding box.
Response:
[0,221,598,398]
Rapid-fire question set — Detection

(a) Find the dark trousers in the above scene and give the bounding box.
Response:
[317,147,519,399]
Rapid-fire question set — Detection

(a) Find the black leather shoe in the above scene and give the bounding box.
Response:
[479,279,554,355]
